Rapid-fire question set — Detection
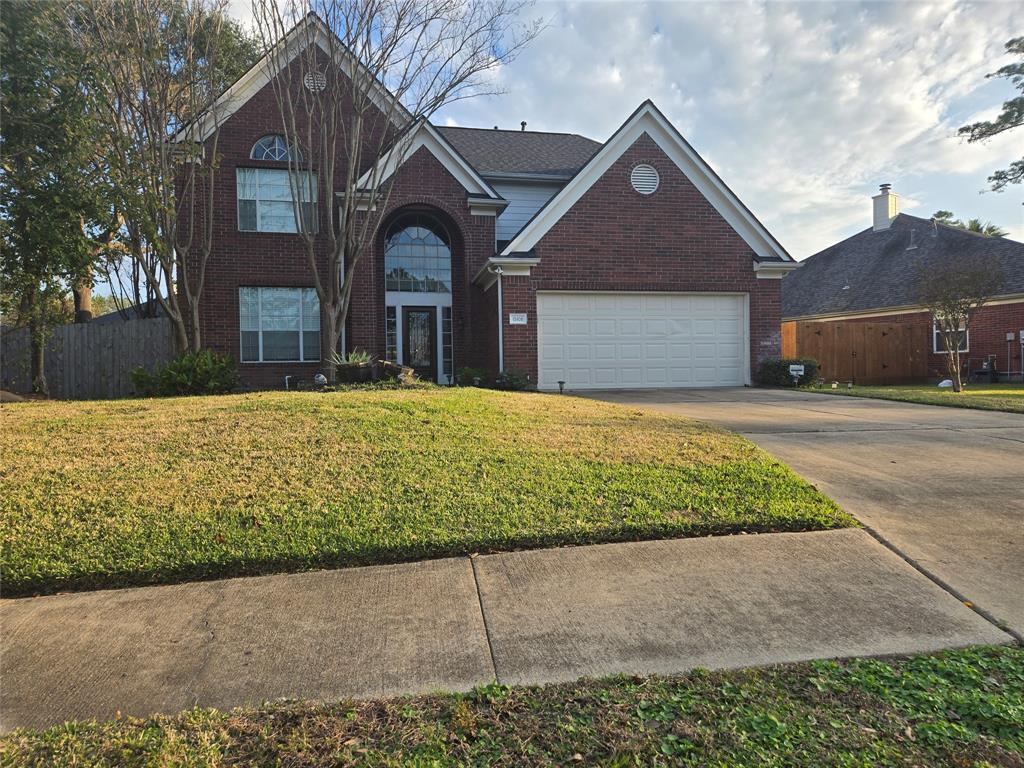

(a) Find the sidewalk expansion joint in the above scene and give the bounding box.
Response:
[469,555,501,684]
[858,524,1022,645]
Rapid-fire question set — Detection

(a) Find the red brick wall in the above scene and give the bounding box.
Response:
[182,49,495,388]
[500,133,783,382]
[839,302,1024,379]
[352,147,496,377]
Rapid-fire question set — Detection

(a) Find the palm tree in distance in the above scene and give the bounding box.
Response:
[932,210,1008,237]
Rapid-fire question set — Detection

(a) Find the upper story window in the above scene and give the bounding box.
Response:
[250,134,300,161]
[237,168,317,233]
[384,214,452,293]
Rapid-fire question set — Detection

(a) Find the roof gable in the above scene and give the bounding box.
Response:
[356,120,503,200]
[178,14,411,143]
[499,100,792,262]
[782,214,1024,320]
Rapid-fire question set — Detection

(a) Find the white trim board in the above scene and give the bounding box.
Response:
[500,101,792,264]
[177,14,412,144]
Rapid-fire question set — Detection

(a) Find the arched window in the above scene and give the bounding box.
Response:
[384,214,452,293]
[250,135,300,161]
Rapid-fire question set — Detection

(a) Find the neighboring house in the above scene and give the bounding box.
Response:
[183,15,797,391]
[783,185,1024,380]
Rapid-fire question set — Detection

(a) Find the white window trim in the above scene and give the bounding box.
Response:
[932,318,969,354]
[240,287,320,364]
[236,168,318,234]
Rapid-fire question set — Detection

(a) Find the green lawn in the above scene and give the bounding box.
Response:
[811,382,1024,414]
[3,646,1021,767]
[0,388,850,596]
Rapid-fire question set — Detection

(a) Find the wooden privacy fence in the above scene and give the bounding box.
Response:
[782,320,929,385]
[1,316,174,399]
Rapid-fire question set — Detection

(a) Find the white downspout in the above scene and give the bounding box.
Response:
[488,265,505,373]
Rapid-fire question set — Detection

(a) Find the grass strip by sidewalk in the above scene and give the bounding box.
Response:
[809,383,1024,414]
[0,388,851,596]
[2,646,1022,767]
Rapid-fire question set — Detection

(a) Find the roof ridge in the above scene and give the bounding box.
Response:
[437,125,600,142]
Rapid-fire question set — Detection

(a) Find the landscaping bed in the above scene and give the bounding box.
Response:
[2,646,1021,767]
[0,388,851,596]
[810,383,1024,414]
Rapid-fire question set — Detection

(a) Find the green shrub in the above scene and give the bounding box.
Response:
[457,366,490,386]
[757,357,819,387]
[495,368,530,391]
[132,350,239,397]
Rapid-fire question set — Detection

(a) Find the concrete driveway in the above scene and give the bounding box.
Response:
[585,388,1024,638]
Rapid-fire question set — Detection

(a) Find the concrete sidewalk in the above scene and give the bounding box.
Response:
[585,388,1024,637]
[1,528,1010,732]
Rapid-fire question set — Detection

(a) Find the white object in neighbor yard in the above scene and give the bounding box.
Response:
[938,379,954,388]
[314,373,328,387]
[789,364,805,376]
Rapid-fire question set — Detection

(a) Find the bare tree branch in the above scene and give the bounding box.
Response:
[251,0,541,381]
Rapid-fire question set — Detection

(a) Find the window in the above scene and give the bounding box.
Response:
[250,135,300,161]
[237,169,317,233]
[933,317,968,353]
[384,214,452,293]
[385,306,398,363]
[441,306,453,380]
[239,287,320,362]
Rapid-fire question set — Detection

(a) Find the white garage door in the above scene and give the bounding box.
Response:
[537,292,747,390]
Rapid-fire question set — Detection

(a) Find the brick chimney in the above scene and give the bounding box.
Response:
[872,183,899,231]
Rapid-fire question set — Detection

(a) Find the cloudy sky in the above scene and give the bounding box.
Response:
[232,1,1024,258]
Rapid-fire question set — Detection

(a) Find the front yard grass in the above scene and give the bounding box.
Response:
[3,646,1021,767]
[810,382,1024,413]
[0,388,851,596]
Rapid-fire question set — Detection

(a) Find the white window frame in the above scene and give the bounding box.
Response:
[932,317,969,354]
[240,287,320,363]
[250,134,300,161]
[236,168,318,234]
[385,295,454,384]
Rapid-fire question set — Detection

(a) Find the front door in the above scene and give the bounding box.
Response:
[402,306,437,382]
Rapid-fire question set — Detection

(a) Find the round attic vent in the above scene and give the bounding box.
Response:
[630,164,659,195]
[303,70,327,92]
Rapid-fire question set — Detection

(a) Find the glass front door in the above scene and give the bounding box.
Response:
[402,306,437,382]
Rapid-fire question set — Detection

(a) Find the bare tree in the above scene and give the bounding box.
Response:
[248,0,541,381]
[74,0,257,352]
[916,255,1004,392]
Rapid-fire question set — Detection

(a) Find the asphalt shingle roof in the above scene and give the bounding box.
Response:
[782,213,1024,319]
[437,126,601,178]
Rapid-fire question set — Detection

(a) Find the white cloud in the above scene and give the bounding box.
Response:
[228,0,1024,249]
[437,0,1024,254]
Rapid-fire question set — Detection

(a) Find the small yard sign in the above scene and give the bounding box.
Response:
[508,313,528,325]
[788,364,805,377]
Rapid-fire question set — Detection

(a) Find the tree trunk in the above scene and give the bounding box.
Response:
[321,311,341,384]
[172,317,189,357]
[189,301,202,353]
[28,318,48,396]
[947,349,963,392]
[72,274,93,323]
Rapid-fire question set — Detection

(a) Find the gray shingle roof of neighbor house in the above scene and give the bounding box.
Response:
[781,213,1024,320]
[436,126,602,178]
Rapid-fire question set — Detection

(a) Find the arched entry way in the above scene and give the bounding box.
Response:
[382,209,457,383]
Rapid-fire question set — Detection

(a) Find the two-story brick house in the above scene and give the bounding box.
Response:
[184,15,797,390]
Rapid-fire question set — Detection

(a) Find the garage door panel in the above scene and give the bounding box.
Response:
[537,293,746,390]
